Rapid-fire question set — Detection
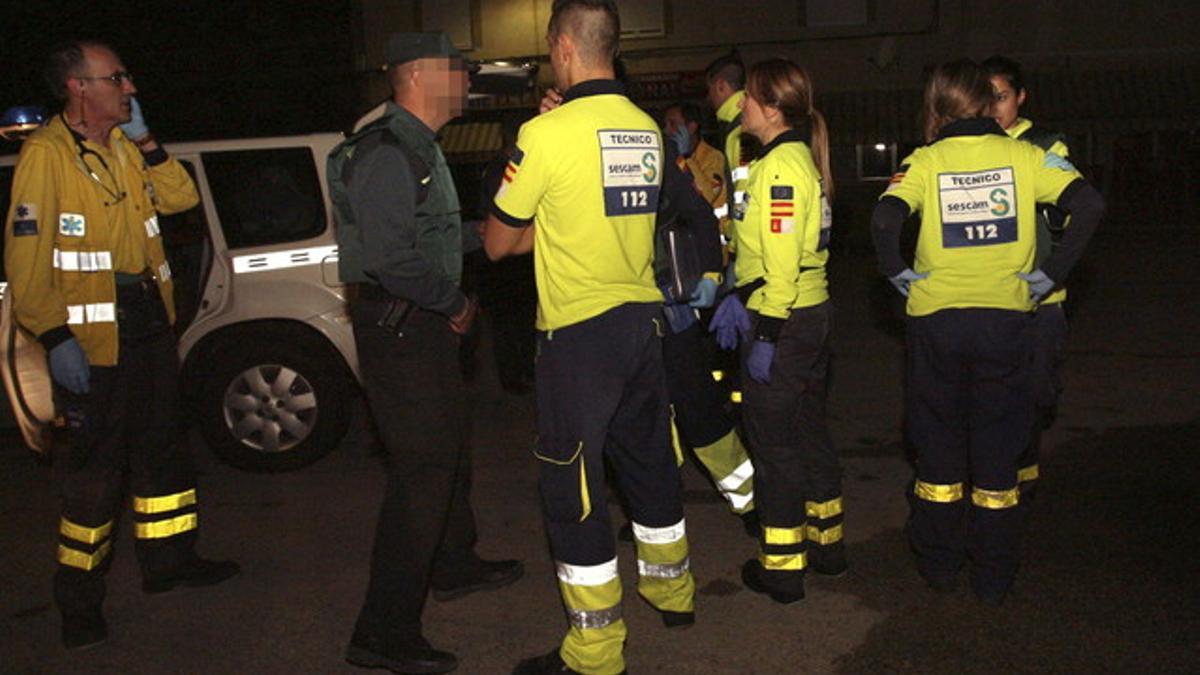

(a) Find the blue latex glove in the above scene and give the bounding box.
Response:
[119,97,150,141]
[688,277,718,308]
[708,294,751,350]
[746,340,776,384]
[49,338,90,394]
[670,125,693,157]
[889,268,929,297]
[1017,269,1055,301]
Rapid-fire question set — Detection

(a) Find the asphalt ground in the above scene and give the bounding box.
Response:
[2,224,1197,674]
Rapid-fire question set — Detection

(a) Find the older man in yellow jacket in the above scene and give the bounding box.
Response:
[4,40,238,650]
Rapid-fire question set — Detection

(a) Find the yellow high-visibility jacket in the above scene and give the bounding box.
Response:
[4,115,199,365]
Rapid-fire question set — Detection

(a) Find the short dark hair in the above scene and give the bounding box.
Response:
[982,55,1024,94]
[705,53,745,91]
[665,100,703,128]
[45,40,113,102]
[549,0,620,67]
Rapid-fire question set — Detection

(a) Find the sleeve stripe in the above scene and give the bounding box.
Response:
[490,203,533,229]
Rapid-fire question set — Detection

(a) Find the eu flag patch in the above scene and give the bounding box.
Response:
[770,185,793,200]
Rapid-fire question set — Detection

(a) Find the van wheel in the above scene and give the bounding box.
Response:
[197,330,351,472]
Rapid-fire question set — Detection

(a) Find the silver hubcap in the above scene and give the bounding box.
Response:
[222,364,318,453]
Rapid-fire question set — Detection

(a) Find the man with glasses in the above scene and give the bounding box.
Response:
[4,40,239,650]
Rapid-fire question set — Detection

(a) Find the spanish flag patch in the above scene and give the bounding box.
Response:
[769,185,795,234]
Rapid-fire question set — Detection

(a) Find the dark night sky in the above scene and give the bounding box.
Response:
[1,1,365,142]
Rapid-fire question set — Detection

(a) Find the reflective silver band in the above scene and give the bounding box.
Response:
[631,518,686,545]
[637,557,690,579]
[556,558,619,586]
[566,604,622,630]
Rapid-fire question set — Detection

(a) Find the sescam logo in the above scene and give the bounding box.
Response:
[989,187,1010,216]
[641,152,658,183]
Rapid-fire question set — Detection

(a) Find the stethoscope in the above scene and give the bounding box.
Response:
[63,113,127,206]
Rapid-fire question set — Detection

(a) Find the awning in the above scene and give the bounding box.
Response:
[439,122,504,163]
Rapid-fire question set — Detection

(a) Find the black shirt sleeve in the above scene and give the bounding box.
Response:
[661,155,723,274]
[871,195,912,277]
[1042,179,1104,283]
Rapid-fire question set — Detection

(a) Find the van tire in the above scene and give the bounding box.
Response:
[196,328,351,472]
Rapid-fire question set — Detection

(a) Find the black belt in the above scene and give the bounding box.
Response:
[114,269,158,304]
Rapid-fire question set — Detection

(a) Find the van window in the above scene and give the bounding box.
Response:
[201,147,326,249]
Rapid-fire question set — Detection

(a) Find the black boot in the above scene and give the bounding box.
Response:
[741,559,804,604]
[431,557,524,601]
[143,556,240,594]
[513,647,627,675]
[62,607,107,650]
[347,634,457,674]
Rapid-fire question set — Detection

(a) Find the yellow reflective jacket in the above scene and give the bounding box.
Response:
[4,115,199,366]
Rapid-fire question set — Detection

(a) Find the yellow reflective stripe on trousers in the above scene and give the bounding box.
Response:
[914,480,964,503]
[1018,464,1039,482]
[806,523,844,546]
[60,517,113,545]
[763,525,805,546]
[57,541,112,571]
[559,574,627,675]
[760,551,807,571]
[669,407,685,467]
[806,496,843,519]
[135,513,198,539]
[133,488,197,514]
[972,486,1019,509]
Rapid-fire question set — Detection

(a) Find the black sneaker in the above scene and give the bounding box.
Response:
[143,557,240,594]
[740,559,804,604]
[346,636,457,674]
[62,608,107,650]
[660,609,695,629]
[431,558,524,601]
[512,647,626,675]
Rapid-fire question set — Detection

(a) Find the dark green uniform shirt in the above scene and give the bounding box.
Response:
[328,102,465,316]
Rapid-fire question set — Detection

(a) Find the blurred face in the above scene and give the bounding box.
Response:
[420,58,469,122]
[663,107,687,137]
[75,46,137,129]
[706,77,729,110]
[990,74,1025,130]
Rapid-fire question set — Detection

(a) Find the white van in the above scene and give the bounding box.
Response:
[1,133,362,472]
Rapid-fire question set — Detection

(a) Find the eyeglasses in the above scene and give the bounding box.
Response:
[77,71,134,86]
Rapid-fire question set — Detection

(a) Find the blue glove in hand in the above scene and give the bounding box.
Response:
[670,125,693,157]
[49,338,90,394]
[746,340,775,384]
[119,97,150,141]
[1017,269,1055,301]
[688,277,718,308]
[889,268,929,297]
[708,294,751,350]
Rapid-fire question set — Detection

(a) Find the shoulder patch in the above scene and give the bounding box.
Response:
[1042,152,1076,172]
[12,203,38,236]
[770,185,794,200]
[511,147,524,166]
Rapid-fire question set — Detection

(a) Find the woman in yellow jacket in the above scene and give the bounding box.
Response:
[870,59,1104,606]
[709,58,843,603]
